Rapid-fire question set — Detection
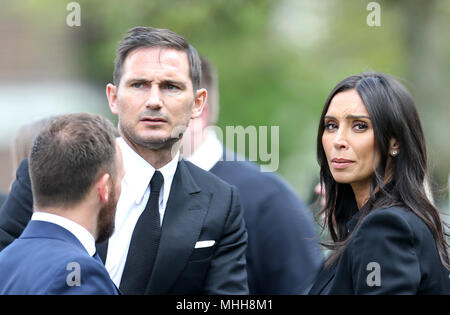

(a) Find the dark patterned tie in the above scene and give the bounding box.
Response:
[119,170,164,294]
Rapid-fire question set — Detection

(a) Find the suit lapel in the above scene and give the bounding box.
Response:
[145,160,211,294]
[308,263,336,294]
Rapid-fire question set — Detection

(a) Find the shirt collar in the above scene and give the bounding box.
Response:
[117,137,180,205]
[31,211,96,256]
[186,130,223,171]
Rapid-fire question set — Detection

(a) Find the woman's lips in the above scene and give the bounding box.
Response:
[331,158,355,169]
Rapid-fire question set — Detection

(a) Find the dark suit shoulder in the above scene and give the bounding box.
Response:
[336,206,450,294]
[0,158,34,251]
[182,159,236,192]
[45,254,117,295]
[211,159,322,294]
[354,206,430,243]
[0,237,116,294]
[349,206,430,258]
[5,236,89,267]
[211,159,299,199]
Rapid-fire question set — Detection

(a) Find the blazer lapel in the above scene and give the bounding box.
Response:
[145,160,211,294]
[308,263,336,295]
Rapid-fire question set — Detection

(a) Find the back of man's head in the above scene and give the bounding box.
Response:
[30,113,118,209]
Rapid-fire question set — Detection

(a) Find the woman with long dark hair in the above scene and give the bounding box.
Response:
[309,72,450,294]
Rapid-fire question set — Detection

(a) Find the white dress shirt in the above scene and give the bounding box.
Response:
[31,211,96,256]
[105,137,180,287]
[186,130,223,171]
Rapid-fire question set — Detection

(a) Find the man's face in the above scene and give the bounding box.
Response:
[96,143,124,244]
[107,47,205,153]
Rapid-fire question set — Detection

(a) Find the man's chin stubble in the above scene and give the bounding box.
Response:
[122,127,182,151]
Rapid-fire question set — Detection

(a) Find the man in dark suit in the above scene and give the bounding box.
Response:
[0,113,123,294]
[180,57,323,294]
[0,27,248,295]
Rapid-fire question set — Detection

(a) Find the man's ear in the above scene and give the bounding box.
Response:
[191,88,207,119]
[96,173,111,204]
[106,84,119,115]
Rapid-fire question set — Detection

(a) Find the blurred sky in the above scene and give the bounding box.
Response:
[1,0,449,210]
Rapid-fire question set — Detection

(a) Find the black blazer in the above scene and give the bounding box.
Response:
[210,156,323,294]
[0,158,249,295]
[309,206,450,294]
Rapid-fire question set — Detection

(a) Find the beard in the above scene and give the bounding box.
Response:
[96,187,118,244]
[117,105,191,151]
[120,121,182,151]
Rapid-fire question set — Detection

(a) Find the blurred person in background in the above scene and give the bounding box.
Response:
[308,72,450,294]
[0,117,55,208]
[0,116,58,247]
[180,57,323,294]
[11,116,56,177]
[0,113,123,294]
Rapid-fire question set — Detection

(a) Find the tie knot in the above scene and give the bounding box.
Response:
[150,170,164,192]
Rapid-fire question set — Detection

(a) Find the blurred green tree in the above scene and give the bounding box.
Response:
[5,0,449,206]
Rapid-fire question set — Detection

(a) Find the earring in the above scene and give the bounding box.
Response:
[391,150,398,157]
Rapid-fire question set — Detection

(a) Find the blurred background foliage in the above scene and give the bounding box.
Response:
[1,0,449,212]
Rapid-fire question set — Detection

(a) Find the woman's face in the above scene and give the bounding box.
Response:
[322,89,380,191]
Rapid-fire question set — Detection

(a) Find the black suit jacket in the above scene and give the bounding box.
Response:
[210,155,323,294]
[0,158,248,295]
[309,206,450,294]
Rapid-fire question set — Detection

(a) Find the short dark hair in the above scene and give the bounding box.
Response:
[113,26,202,91]
[30,113,118,209]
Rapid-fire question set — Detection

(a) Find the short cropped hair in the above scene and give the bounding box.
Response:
[113,26,202,91]
[29,113,118,209]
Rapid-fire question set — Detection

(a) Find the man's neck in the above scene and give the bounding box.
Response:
[34,206,97,240]
[121,134,181,169]
[32,209,97,256]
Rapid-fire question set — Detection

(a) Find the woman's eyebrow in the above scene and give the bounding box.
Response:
[346,115,371,120]
[324,115,370,120]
